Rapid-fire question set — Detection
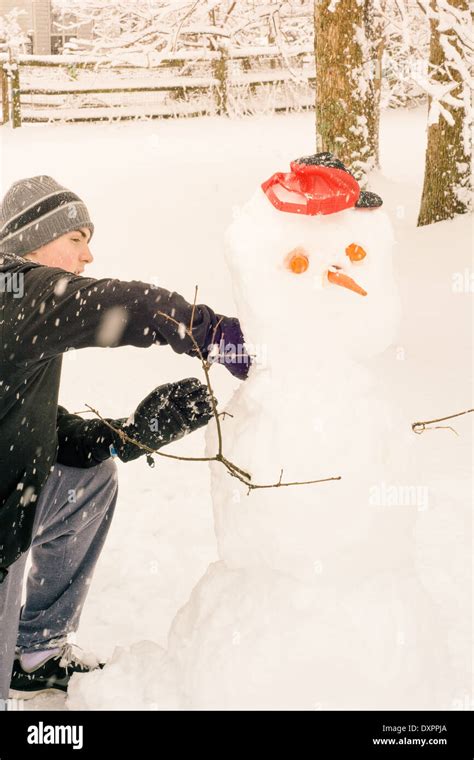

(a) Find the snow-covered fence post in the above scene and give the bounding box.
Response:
[11,59,21,128]
[213,46,229,116]
[1,64,9,125]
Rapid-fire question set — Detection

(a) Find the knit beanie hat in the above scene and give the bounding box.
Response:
[0,176,94,256]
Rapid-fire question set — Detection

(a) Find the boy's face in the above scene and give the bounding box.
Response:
[25,227,93,275]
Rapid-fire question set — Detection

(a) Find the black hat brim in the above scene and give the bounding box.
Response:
[355,190,383,208]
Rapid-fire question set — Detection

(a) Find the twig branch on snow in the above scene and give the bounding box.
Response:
[412,407,473,435]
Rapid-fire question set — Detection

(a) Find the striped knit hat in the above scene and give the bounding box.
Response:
[0,176,94,256]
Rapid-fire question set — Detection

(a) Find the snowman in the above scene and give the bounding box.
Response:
[167,154,450,710]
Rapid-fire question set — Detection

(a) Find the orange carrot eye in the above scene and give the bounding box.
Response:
[286,247,309,274]
[346,243,367,262]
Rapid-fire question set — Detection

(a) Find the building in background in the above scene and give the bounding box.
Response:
[51,5,93,55]
[0,0,92,54]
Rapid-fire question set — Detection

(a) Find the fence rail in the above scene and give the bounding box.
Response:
[0,46,315,127]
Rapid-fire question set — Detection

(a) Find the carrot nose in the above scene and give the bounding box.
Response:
[327,268,367,296]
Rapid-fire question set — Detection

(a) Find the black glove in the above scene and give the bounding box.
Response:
[110,377,215,463]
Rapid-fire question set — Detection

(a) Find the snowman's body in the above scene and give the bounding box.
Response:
[168,183,449,709]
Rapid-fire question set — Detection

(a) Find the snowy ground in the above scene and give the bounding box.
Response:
[0,106,472,710]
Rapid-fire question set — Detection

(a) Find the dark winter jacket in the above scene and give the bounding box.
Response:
[0,252,222,582]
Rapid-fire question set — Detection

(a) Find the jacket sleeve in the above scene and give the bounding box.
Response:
[7,264,222,367]
[56,405,120,468]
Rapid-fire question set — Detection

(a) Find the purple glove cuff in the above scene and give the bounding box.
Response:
[205,316,251,380]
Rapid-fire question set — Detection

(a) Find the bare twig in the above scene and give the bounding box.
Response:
[171,0,201,52]
[412,408,473,435]
[225,465,341,496]
[245,476,341,494]
[271,10,306,83]
[86,402,339,493]
[189,284,198,333]
[180,309,224,455]
[223,1,237,26]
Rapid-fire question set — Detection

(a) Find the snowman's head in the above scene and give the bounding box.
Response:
[226,154,400,368]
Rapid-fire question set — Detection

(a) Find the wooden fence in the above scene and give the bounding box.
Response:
[0,46,315,128]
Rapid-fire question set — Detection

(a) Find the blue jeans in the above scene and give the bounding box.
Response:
[0,458,118,703]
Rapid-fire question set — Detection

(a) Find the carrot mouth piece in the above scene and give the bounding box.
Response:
[327,268,367,296]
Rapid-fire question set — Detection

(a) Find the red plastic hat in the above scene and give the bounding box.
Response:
[261,153,383,216]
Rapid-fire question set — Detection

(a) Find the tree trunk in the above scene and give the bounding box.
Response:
[314,0,383,182]
[417,0,471,226]
[364,1,384,168]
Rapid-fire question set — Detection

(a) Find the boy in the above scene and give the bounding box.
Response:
[0,175,249,705]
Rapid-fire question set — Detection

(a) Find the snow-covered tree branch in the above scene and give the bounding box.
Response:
[52,0,314,60]
[0,9,29,55]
